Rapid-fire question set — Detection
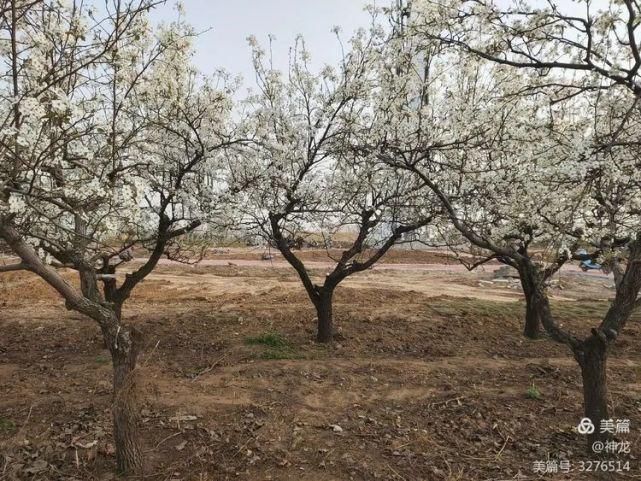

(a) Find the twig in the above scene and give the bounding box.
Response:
[494,435,510,459]
[386,463,409,481]
[15,405,33,439]
[153,432,182,450]
[141,340,161,368]
[427,396,465,409]
[191,354,227,381]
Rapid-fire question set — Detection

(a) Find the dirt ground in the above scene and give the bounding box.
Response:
[1,251,640,481]
[202,247,469,265]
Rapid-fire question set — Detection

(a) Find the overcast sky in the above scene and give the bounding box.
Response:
[151,1,373,90]
[150,0,609,90]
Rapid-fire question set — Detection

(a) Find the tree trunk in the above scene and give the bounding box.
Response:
[315,288,334,343]
[0,222,145,472]
[575,335,609,452]
[106,324,143,474]
[518,266,541,339]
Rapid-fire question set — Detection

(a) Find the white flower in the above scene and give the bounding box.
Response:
[8,193,26,214]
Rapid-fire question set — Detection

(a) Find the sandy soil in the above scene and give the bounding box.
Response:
[200,247,468,265]
[0,251,639,481]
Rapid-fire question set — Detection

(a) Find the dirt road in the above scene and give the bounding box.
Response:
[154,256,613,277]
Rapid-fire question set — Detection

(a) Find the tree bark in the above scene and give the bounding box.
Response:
[104,324,144,474]
[523,303,540,338]
[517,264,542,339]
[113,301,123,322]
[315,288,334,343]
[574,335,609,451]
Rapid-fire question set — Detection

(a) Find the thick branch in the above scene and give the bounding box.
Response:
[0,221,112,322]
[0,262,31,273]
[269,213,320,305]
